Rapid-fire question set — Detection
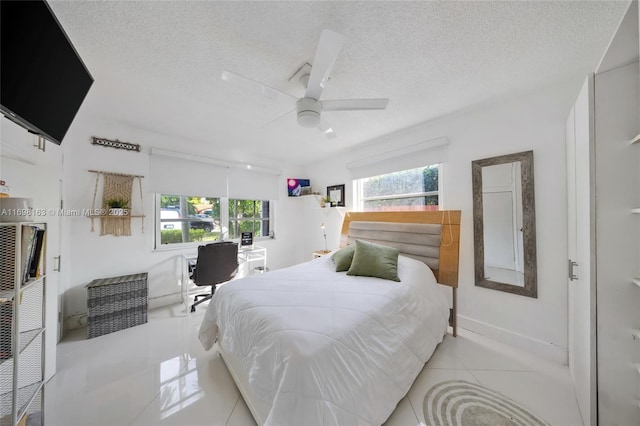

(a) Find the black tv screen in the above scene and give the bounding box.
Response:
[1,0,93,145]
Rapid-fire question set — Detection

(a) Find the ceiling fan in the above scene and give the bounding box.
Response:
[221,29,389,138]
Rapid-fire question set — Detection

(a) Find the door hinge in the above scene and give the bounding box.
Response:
[568,259,578,281]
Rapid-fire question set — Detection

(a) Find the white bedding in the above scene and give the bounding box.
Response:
[198,253,449,425]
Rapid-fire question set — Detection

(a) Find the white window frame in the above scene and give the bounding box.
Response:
[154,194,274,250]
[353,164,443,212]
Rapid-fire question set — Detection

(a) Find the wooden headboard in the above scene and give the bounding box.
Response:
[340,210,461,335]
[340,210,461,286]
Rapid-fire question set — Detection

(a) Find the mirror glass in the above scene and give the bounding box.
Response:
[482,162,523,286]
[472,151,537,298]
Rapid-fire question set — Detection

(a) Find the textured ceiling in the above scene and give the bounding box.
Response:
[49,0,628,165]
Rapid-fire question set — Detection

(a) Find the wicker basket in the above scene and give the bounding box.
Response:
[86,273,148,339]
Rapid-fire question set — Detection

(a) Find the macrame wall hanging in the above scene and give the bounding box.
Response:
[89,170,145,236]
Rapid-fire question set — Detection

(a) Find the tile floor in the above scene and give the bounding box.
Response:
[46,304,584,426]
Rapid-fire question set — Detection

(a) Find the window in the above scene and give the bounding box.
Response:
[228,199,270,239]
[354,165,441,212]
[158,195,221,245]
[156,194,271,247]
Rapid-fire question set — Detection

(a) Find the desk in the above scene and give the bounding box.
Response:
[181,245,267,314]
[239,245,267,273]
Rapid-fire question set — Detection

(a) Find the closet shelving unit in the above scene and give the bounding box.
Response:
[0,223,46,426]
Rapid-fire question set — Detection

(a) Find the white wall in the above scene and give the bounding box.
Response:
[305,80,581,363]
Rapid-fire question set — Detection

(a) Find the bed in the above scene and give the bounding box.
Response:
[198,210,461,425]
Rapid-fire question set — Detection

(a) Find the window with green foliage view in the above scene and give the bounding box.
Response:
[158,195,221,245]
[356,165,440,212]
[228,199,270,239]
[156,194,271,247]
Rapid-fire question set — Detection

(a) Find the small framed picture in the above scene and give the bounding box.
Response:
[287,178,311,197]
[327,184,345,207]
[241,231,253,247]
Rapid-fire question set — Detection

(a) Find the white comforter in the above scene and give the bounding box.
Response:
[198,253,449,425]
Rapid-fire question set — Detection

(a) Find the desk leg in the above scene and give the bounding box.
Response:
[182,257,190,316]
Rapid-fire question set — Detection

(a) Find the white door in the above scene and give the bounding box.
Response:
[39,172,62,382]
[566,75,596,426]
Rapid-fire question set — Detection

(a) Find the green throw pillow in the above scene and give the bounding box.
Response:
[332,244,356,272]
[347,239,401,282]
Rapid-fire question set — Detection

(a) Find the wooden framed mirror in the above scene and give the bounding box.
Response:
[472,150,537,297]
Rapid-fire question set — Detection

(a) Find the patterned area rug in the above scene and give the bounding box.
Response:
[423,380,550,426]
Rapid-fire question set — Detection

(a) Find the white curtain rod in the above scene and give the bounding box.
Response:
[150,148,282,176]
[346,137,448,170]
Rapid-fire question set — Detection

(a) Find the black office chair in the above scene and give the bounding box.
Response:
[190,241,239,312]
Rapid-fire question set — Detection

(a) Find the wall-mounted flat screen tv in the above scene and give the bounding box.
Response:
[1,0,93,145]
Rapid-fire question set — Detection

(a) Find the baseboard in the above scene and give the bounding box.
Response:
[457,315,568,365]
[148,292,181,309]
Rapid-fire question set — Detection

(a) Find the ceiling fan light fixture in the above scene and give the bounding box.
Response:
[296,98,321,128]
[221,30,388,139]
[297,110,320,128]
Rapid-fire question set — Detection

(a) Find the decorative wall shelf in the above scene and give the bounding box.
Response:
[630,134,640,144]
[632,208,640,214]
[632,278,640,288]
[88,170,145,236]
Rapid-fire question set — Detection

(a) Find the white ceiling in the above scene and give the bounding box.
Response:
[49,0,628,165]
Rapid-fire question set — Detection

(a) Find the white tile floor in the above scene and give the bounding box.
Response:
[46,304,584,426]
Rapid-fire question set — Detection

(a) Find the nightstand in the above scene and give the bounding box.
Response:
[313,250,331,258]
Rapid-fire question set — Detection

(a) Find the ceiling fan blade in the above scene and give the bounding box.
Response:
[305,30,344,100]
[318,118,336,139]
[222,70,297,102]
[321,98,389,111]
[261,107,296,128]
